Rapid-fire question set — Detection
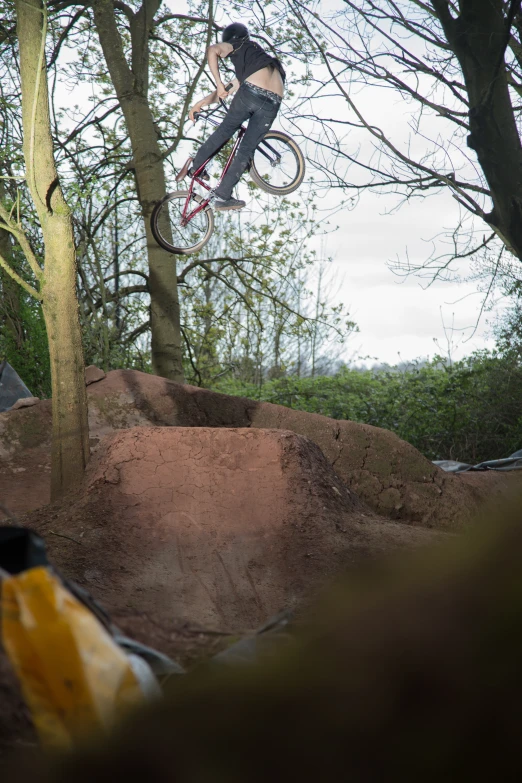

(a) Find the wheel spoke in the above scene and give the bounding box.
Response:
[254,136,300,190]
[153,193,212,254]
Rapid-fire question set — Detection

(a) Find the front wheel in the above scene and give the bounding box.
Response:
[150,190,214,255]
[250,131,305,195]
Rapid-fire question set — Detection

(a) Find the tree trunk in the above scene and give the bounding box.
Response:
[15,0,89,500]
[433,0,522,258]
[92,0,184,382]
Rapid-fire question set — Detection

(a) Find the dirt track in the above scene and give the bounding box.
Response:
[25,427,443,646]
[1,368,520,528]
[2,369,522,768]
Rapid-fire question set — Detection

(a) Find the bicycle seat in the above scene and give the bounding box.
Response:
[175,157,193,182]
[176,157,210,182]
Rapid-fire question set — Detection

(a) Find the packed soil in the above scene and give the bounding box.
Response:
[24,427,442,654]
[2,368,521,765]
[0,400,52,518]
[22,492,522,783]
[1,368,521,529]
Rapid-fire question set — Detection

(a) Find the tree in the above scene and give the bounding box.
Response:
[46,0,219,382]
[4,1,353,392]
[47,0,321,380]
[88,0,191,382]
[268,0,522,292]
[0,191,23,362]
[68,181,355,387]
[0,0,89,499]
[177,195,356,389]
[40,5,354,386]
[0,221,51,398]
[67,152,152,372]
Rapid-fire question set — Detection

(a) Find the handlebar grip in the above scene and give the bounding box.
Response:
[218,84,234,109]
[193,111,201,122]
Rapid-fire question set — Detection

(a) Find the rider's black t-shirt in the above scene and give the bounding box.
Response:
[228,40,286,85]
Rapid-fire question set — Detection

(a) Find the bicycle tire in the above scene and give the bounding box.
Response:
[250,131,305,195]
[150,190,214,255]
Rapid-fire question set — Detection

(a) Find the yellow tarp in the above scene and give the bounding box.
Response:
[1,566,146,750]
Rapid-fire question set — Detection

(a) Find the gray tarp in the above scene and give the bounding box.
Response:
[211,610,295,667]
[0,360,32,412]
[433,448,522,473]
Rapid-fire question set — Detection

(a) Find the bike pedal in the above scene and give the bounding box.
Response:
[190,169,210,181]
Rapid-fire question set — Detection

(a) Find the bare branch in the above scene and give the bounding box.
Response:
[0,248,42,300]
[153,12,221,31]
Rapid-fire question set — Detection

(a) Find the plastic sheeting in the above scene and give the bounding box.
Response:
[211,610,295,667]
[0,527,181,749]
[433,448,522,473]
[0,360,32,412]
[2,564,152,749]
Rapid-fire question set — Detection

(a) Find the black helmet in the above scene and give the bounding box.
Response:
[222,23,249,44]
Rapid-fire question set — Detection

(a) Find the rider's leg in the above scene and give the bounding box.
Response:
[213,93,280,202]
[191,92,250,174]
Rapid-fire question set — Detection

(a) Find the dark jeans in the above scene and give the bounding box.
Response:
[192,82,281,200]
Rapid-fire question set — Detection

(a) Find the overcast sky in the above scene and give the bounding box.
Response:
[273,0,504,368]
[169,0,504,367]
[317,189,501,368]
[64,0,503,368]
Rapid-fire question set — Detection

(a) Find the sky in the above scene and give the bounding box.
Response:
[173,0,505,368]
[315,189,501,368]
[56,0,506,369]
[267,0,505,368]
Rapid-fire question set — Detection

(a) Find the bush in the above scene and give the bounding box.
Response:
[213,351,522,464]
[0,297,51,399]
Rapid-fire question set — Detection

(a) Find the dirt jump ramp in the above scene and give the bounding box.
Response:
[1,368,520,527]
[29,427,439,641]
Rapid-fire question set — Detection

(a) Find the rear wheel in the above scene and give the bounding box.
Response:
[150,190,214,255]
[250,131,305,195]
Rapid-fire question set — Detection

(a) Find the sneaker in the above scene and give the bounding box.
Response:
[213,197,246,211]
[175,157,210,182]
[188,167,210,181]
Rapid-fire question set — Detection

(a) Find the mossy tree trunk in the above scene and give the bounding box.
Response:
[92,0,184,382]
[11,0,89,499]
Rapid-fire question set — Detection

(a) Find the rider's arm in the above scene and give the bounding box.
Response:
[189,79,239,121]
[207,42,233,98]
[195,89,219,109]
[188,89,217,121]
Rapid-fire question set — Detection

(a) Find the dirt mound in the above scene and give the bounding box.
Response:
[0,400,52,518]
[25,427,440,649]
[24,493,522,783]
[2,368,521,528]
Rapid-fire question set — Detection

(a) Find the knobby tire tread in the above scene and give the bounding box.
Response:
[150,190,214,255]
[250,131,305,195]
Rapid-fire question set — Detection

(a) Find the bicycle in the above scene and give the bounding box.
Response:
[150,98,305,255]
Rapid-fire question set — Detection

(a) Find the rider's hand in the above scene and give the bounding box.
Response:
[189,102,203,122]
[217,82,230,100]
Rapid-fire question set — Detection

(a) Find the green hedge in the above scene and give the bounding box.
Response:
[0,297,51,399]
[213,351,522,464]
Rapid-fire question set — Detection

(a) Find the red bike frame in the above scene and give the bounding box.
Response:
[181,124,247,227]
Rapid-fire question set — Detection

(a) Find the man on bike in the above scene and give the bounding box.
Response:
[180,23,285,211]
